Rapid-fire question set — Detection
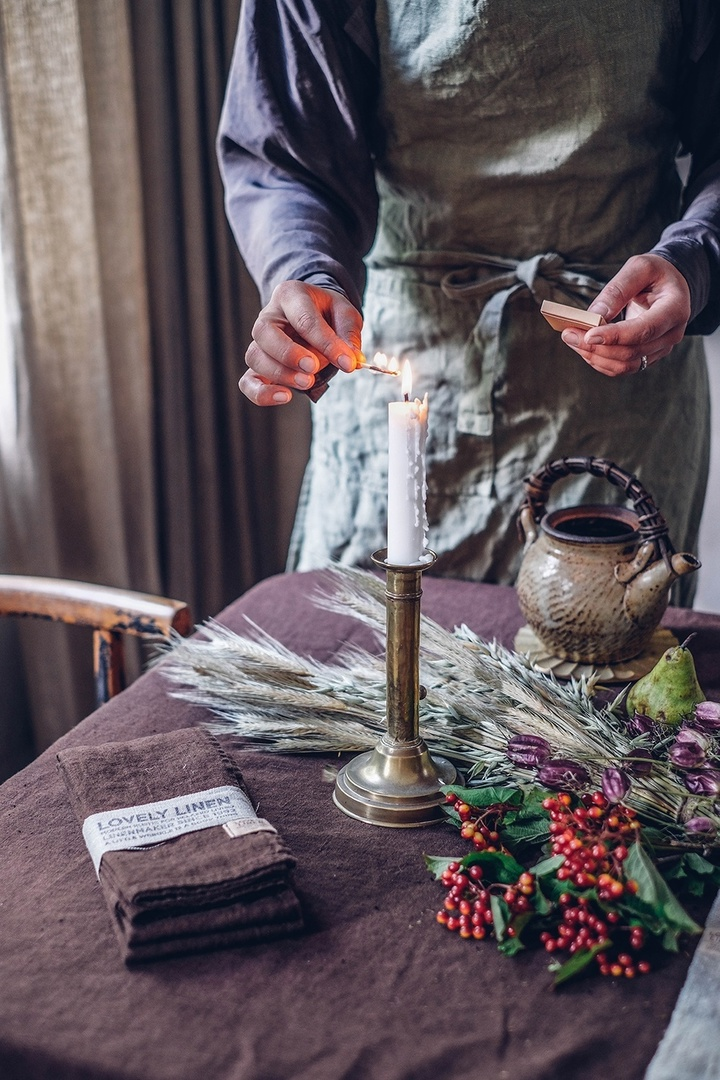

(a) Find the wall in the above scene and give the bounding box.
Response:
[695,328,720,612]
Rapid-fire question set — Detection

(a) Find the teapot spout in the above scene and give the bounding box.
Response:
[623,551,701,626]
[670,552,702,578]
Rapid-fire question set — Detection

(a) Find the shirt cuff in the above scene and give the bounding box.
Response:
[651,226,719,336]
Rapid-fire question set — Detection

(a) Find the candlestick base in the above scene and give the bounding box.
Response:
[333,734,457,827]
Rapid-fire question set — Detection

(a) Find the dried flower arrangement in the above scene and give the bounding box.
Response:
[159,567,720,983]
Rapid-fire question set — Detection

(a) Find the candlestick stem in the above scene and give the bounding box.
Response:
[333,550,456,827]
[385,563,422,743]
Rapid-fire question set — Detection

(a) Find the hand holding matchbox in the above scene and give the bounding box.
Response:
[540,300,606,333]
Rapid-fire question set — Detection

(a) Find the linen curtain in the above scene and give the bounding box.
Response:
[0,0,310,779]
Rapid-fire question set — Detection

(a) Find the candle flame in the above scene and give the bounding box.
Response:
[401,359,412,399]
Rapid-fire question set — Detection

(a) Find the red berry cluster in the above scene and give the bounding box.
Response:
[435,862,536,940]
[435,862,492,939]
[436,789,655,979]
[539,894,650,977]
[546,791,639,893]
[446,793,504,851]
[543,792,651,977]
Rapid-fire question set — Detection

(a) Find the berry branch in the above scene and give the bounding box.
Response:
[426,785,715,986]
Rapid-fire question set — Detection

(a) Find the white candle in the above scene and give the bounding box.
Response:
[387,360,429,565]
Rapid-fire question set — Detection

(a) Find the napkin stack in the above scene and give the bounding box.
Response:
[57,727,304,963]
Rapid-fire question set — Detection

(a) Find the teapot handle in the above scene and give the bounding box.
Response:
[516,456,674,567]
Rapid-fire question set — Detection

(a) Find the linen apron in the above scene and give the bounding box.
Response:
[288,0,709,603]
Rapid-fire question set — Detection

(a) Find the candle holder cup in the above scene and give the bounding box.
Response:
[333,549,457,827]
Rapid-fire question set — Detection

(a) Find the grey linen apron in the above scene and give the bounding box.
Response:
[289,0,709,600]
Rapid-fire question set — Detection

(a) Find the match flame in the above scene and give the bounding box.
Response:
[401,359,412,399]
[372,352,400,374]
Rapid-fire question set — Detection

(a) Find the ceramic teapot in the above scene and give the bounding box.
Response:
[515,457,700,664]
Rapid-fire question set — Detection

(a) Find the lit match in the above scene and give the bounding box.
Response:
[358,352,400,376]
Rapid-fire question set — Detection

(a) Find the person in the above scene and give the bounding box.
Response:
[217,1,720,601]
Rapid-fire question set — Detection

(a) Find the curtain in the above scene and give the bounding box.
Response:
[0,0,310,780]
[127,0,310,618]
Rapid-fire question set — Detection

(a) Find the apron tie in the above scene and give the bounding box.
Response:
[413,250,615,437]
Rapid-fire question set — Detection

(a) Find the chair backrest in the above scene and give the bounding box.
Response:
[0,575,192,707]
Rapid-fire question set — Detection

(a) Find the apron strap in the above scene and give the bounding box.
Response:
[399,250,616,438]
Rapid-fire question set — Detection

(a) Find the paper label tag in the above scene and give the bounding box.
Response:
[82,785,257,875]
[223,818,277,839]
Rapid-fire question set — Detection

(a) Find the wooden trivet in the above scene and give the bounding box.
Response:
[513,625,679,683]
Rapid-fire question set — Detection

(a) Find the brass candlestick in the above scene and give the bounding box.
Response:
[333,549,456,826]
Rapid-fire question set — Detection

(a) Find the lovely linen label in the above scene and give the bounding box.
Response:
[82,785,269,874]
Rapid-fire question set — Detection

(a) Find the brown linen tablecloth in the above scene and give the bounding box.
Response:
[1,570,719,1080]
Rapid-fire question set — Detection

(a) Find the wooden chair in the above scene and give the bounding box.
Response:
[0,575,192,707]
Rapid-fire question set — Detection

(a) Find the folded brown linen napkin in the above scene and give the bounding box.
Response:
[57,727,304,963]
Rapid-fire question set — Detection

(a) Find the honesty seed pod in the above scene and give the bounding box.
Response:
[685,816,717,837]
[683,770,720,796]
[692,701,720,733]
[625,748,654,776]
[506,734,551,767]
[626,712,658,739]
[537,758,591,791]
[601,767,631,804]
[669,729,708,769]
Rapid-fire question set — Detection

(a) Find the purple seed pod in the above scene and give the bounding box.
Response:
[601,767,631,804]
[675,728,710,749]
[670,744,707,769]
[693,701,720,733]
[685,816,717,837]
[669,730,708,769]
[625,749,654,776]
[683,770,720,796]
[506,734,551,767]
[537,758,591,791]
[627,712,655,737]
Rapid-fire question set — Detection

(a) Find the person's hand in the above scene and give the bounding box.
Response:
[239,281,363,405]
[560,254,691,376]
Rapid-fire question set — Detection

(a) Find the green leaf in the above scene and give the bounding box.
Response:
[498,912,533,956]
[662,927,681,953]
[498,935,526,957]
[528,854,565,877]
[624,842,702,939]
[532,879,555,916]
[614,891,668,937]
[524,854,567,911]
[685,852,720,881]
[441,785,522,809]
[423,854,459,880]
[520,786,556,808]
[461,849,526,883]
[534,872,572,905]
[661,852,720,899]
[661,861,686,883]
[442,807,462,828]
[490,894,511,941]
[550,940,610,987]
[499,789,551,854]
[500,816,550,852]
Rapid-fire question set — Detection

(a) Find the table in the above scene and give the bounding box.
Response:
[1,571,719,1080]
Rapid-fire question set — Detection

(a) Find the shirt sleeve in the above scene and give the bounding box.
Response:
[650,2,720,336]
[216,0,379,311]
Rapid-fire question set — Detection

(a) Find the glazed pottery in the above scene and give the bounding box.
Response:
[515,457,700,664]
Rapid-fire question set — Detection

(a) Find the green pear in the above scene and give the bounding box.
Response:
[627,636,705,727]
